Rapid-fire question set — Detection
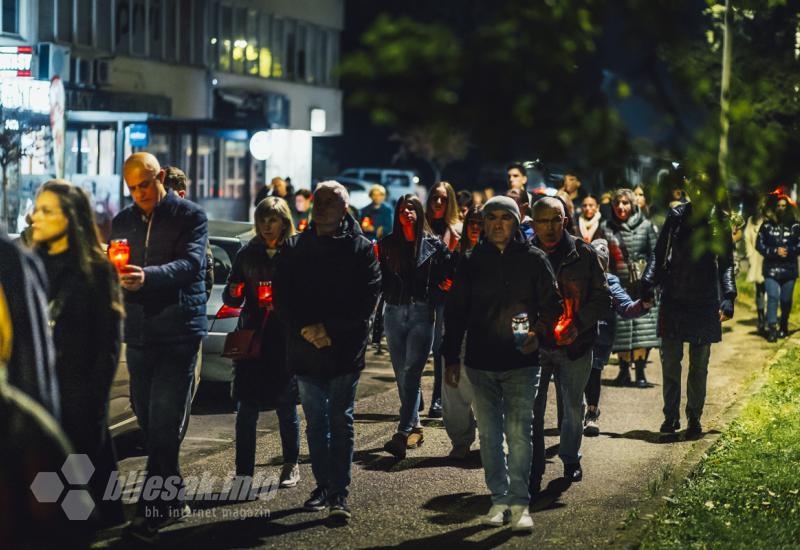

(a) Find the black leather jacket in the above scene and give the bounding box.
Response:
[756,220,800,282]
[642,202,737,305]
[378,233,453,306]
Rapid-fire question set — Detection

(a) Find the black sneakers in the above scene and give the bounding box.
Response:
[303,487,328,511]
[564,462,583,483]
[328,493,352,522]
[686,418,703,439]
[660,418,681,433]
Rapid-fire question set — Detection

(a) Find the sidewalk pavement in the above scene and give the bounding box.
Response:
[95,312,774,549]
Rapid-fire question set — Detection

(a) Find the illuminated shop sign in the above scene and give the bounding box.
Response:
[0,46,34,78]
[0,79,51,113]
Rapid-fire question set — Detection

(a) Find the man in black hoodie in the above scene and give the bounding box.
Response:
[530,196,611,489]
[444,196,562,532]
[273,181,381,523]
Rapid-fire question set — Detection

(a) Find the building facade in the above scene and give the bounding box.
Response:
[0,0,343,228]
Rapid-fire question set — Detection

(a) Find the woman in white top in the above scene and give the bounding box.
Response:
[744,201,766,334]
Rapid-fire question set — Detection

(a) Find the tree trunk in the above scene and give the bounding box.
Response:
[718,0,732,208]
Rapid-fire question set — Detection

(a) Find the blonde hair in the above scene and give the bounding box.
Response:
[426,180,461,228]
[368,184,387,200]
[254,196,296,243]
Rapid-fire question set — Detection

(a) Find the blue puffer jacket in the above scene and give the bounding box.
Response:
[110,191,208,346]
[756,220,800,282]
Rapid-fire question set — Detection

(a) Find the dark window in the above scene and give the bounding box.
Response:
[192,0,206,65]
[296,24,307,82]
[56,0,72,42]
[131,0,146,55]
[319,29,328,84]
[219,5,232,71]
[149,0,163,59]
[116,0,131,54]
[2,0,17,34]
[38,0,55,41]
[258,12,271,78]
[76,0,92,44]
[95,0,112,51]
[284,19,295,79]
[179,0,191,62]
[245,8,258,76]
[163,0,176,60]
[271,17,284,78]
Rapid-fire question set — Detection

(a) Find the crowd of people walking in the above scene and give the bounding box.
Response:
[7,152,795,544]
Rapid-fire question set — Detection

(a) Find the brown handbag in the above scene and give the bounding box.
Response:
[222,310,270,360]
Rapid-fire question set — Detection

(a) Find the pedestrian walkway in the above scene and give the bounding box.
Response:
[94,312,774,549]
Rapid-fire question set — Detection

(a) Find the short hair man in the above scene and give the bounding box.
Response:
[112,152,208,543]
[530,196,611,490]
[293,188,313,231]
[506,188,533,240]
[444,195,562,532]
[641,178,736,437]
[359,184,393,240]
[559,173,581,201]
[273,181,381,523]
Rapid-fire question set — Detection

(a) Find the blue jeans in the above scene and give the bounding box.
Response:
[765,277,795,325]
[467,366,539,506]
[384,303,435,433]
[127,339,200,517]
[532,349,593,483]
[235,399,300,476]
[297,372,360,498]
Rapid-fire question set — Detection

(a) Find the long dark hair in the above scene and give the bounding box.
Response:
[425,181,460,229]
[460,205,483,254]
[383,194,431,272]
[36,180,124,315]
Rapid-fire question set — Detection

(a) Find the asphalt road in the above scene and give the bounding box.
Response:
[94,311,775,549]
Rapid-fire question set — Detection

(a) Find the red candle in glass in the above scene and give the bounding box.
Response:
[298,219,308,232]
[108,239,130,272]
[361,216,373,230]
[257,281,273,308]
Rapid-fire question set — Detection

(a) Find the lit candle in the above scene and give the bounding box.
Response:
[257,281,273,308]
[108,239,130,272]
[361,216,373,230]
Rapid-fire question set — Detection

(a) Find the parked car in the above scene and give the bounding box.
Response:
[338,168,420,204]
[330,177,372,210]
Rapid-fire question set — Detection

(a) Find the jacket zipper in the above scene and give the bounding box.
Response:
[144,211,155,267]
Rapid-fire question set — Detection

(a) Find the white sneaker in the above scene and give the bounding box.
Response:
[510,505,533,532]
[279,463,300,488]
[483,504,510,526]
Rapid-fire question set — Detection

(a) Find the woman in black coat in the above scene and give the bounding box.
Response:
[30,179,125,528]
[223,197,300,488]
[756,192,800,341]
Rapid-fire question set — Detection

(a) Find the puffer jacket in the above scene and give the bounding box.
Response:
[642,202,737,344]
[272,214,381,379]
[379,233,454,306]
[532,233,612,359]
[756,220,800,282]
[600,208,658,290]
[443,233,563,371]
[110,191,209,345]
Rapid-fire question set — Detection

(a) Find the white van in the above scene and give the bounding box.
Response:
[338,168,421,204]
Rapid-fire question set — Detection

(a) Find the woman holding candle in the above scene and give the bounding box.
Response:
[380,194,453,458]
[223,196,301,488]
[600,188,661,388]
[424,181,461,418]
[30,179,125,527]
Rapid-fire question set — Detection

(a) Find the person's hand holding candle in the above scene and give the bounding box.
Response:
[119,265,145,292]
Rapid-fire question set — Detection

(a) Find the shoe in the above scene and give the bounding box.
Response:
[328,493,352,522]
[123,517,159,544]
[660,418,680,433]
[279,463,300,488]
[428,398,443,418]
[448,444,470,460]
[767,324,778,343]
[510,504,533,533]
[406,427,424,449]
[779,312,789,338]
[483,504,510,526]
[613,364,631,386]
[634,362,652,388]
[564,463,583,483]
[686,418,703,438]
[383,432,408,459]
[303,487,328,511]
[583,408,600,437]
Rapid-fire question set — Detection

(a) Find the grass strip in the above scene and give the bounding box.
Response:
[641,343,800,548]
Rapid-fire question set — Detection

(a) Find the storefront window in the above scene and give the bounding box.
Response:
[99,130,115,175]
[65,130,78,175]
[223,140,246,200]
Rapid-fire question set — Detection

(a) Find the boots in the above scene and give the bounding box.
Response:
[767,324,778,343]
[634,360,651,388]
[757,309,766,336]
[613,361,632,386]
[779,310,790,338]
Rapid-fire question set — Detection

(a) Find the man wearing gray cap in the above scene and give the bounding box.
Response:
[444,195,562,532]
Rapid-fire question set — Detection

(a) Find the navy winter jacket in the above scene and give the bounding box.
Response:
[756,220,800,282]
[110,191,209,346]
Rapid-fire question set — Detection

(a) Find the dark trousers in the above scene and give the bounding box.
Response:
[127,339,200,518]
[235,399,300,476]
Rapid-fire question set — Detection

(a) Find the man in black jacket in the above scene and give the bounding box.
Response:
[273,181,381,523]
[641,192,736,438]
[111,152,208,543]
[530,196,611,489]
[444,196,562,532]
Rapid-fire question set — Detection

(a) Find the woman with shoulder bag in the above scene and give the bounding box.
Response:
[600,188,661,388]
[223,197,300,489]
[30,179,125,528]
[381,195,453,458]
